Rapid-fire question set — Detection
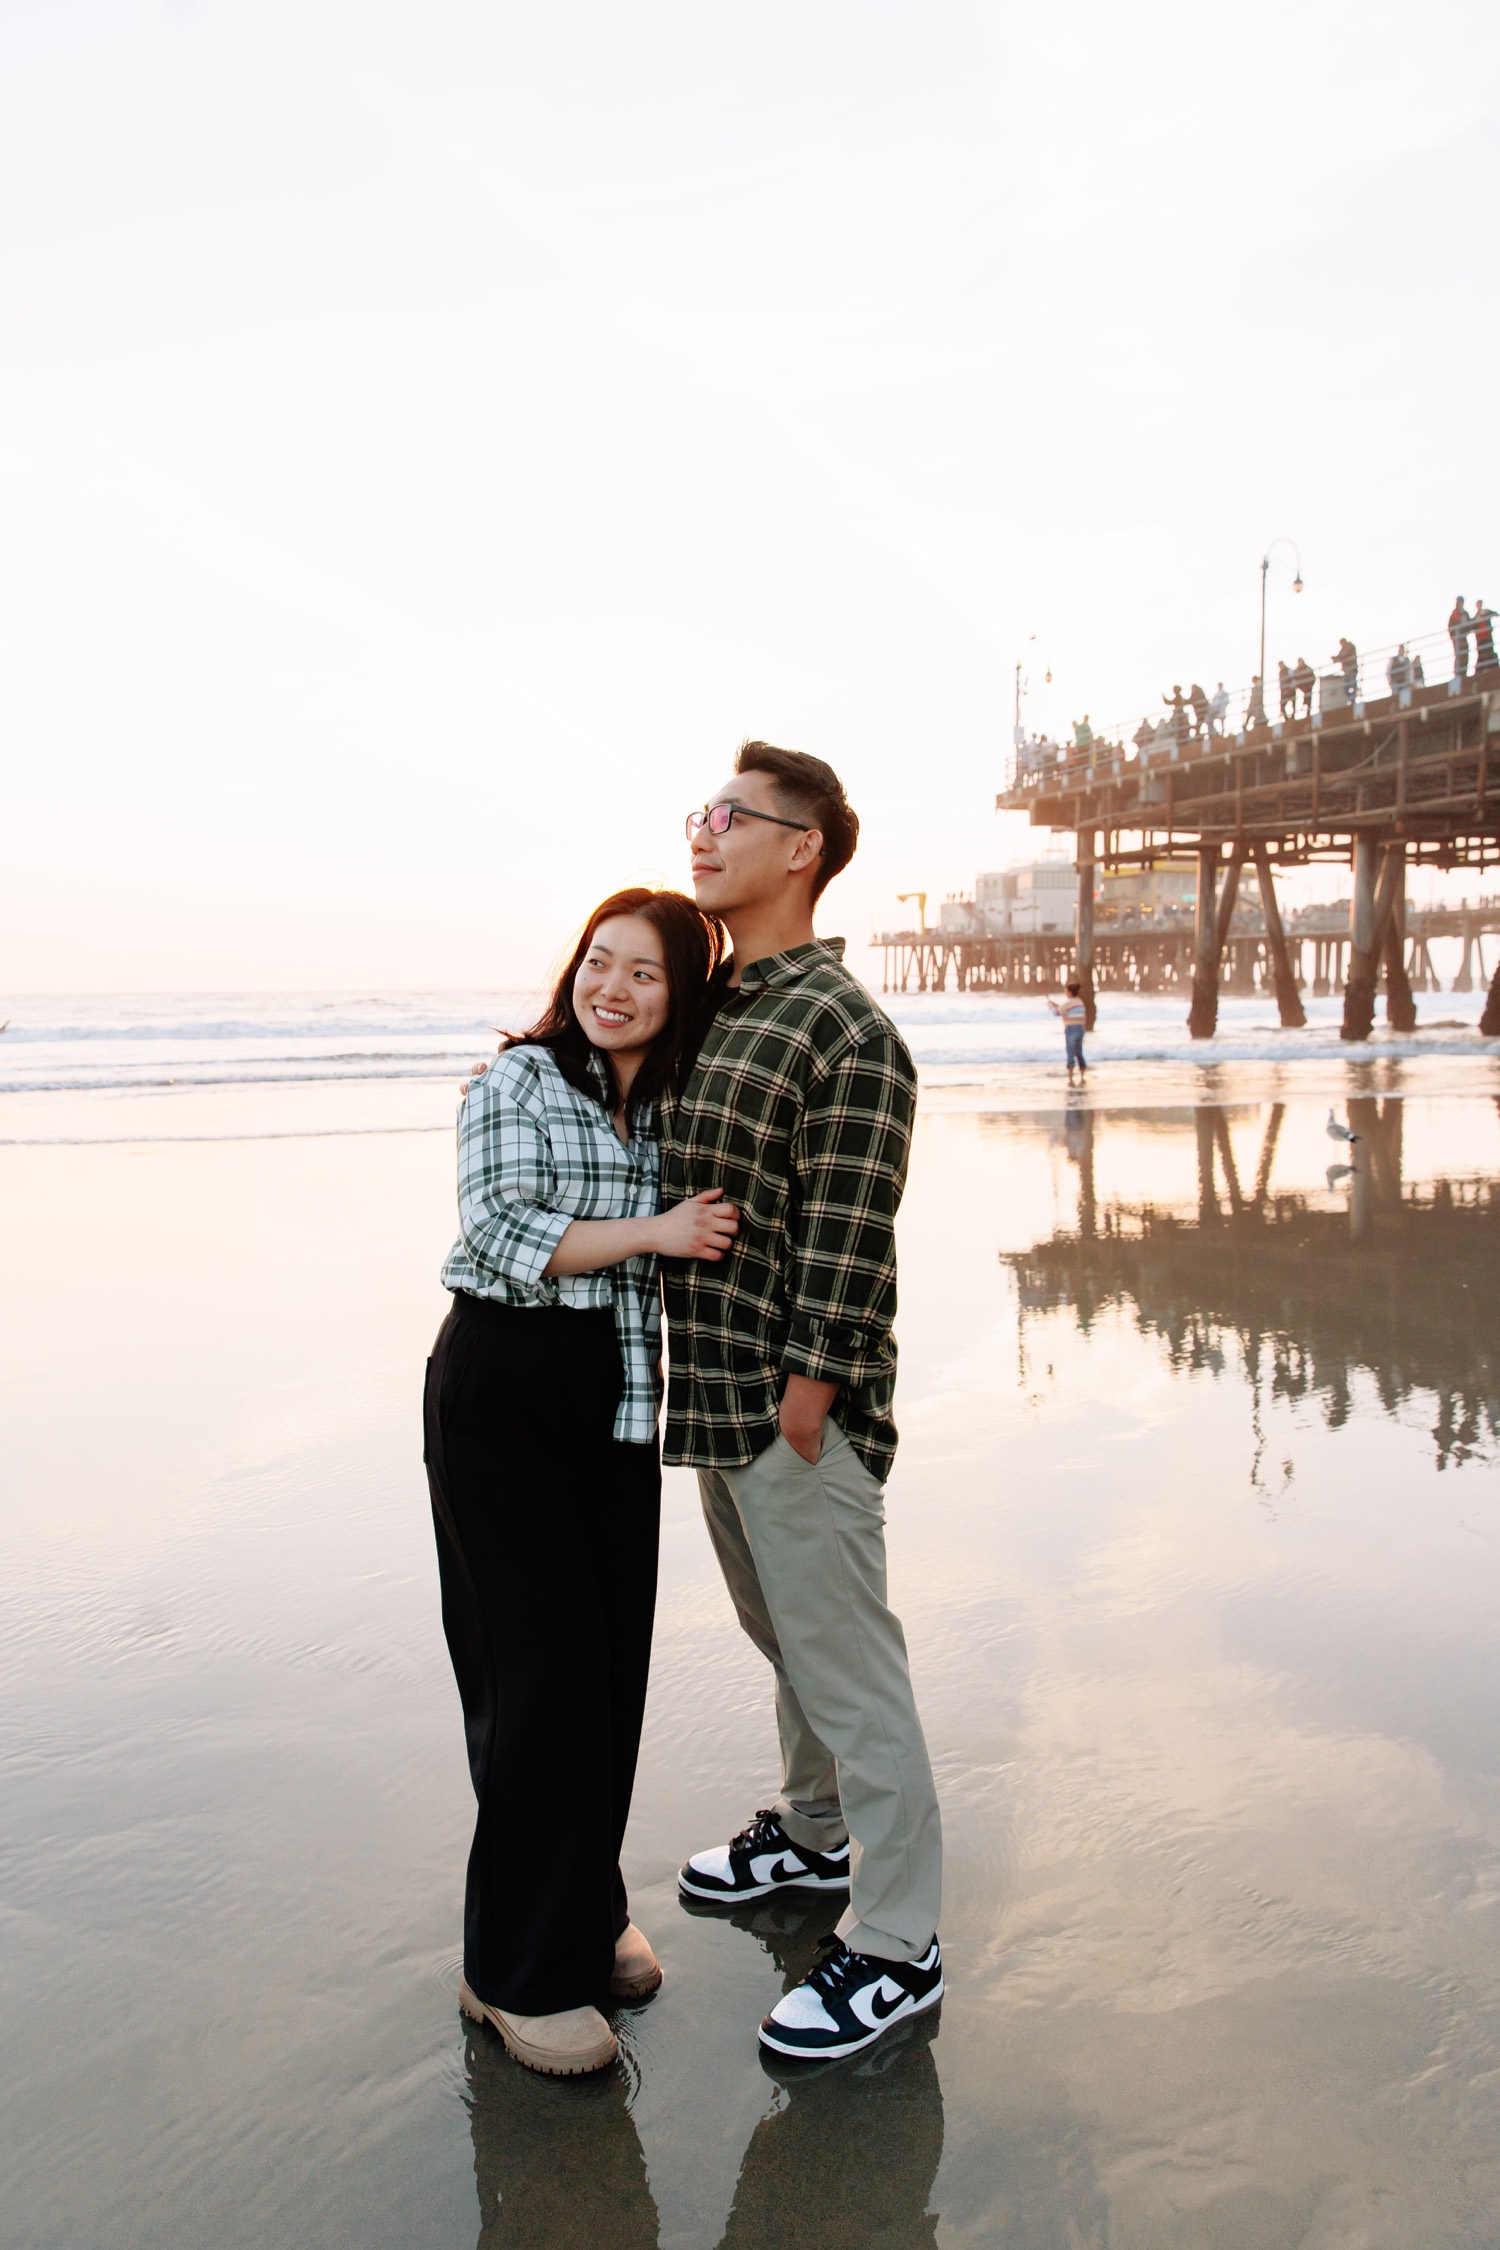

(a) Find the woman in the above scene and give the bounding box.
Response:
[424,887,733,2077]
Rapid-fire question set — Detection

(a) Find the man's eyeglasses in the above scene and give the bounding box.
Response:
[686,801,820,847]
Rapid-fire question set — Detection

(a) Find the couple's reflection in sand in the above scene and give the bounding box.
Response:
[464,1894,944,2249]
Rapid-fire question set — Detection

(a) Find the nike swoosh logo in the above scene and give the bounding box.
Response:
[869,1982,908,2021]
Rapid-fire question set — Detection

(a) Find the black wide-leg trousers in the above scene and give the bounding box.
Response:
[423,1292,661,2016]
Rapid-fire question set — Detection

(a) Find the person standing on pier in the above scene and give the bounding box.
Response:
[1335,637,1358,705]
[1473,600,1498,673]
[1208,682,1229,736]
[1450,597,1472,680]
[1049,980,1089,1083]
[669,743,944,2065]
[1163,684,1191,746]
[1293,656,1316,717]
[1277,660,1295,721]
[1245,674,1267,729]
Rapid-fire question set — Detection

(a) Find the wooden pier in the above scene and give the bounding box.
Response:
[875,900,1500,1003]
[914,668,1500,1039]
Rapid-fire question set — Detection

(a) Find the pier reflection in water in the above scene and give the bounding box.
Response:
[1013,1096,1499,1471]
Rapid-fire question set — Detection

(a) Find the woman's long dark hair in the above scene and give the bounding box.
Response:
[504,887,725,1118]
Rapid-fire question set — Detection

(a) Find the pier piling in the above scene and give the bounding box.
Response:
[1189,847,1220,1039]
[1383,856,1417,1032]
[1253,843,1307,1027]
[1076,828,1098,1030]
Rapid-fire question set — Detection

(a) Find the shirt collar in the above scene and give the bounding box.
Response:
[582,1047,651,1133]
[733,937,846,994]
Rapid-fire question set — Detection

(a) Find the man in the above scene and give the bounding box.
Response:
[663,741,943,2063]
[1188,682,1209,739]
[1450,597,1472,681]
[1208,681,1229,736]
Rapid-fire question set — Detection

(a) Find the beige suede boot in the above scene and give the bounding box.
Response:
[459,1982,618,2075]
[609,1921,663,2002]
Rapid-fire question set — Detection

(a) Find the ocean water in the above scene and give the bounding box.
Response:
[1,985,1496,1144]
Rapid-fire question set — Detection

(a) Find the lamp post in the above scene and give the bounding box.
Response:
[1012,634,1052,782]
[1259,539,1304,696]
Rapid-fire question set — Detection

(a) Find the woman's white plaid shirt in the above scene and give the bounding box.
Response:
[440,1044,661,1444]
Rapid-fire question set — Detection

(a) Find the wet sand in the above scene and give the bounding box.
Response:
[4,1084,1500,2247]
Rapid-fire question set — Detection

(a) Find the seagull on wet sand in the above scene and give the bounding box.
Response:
[1326,1109,1360,1144]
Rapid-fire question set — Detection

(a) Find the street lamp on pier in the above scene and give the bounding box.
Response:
[1012,635,1052,782]
[1259,539,1304,695]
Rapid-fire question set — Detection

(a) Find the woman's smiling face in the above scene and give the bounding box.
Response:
[572,914,671,1057]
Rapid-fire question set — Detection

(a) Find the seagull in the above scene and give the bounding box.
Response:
[1326,1163,1353,1187]
[1326,1109,1360,1144]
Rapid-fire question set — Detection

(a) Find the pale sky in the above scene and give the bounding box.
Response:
[4,0,1498,990]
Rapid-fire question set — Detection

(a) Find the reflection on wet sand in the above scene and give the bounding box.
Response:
[466,2026,658,2249]
[694,1896,945,2250]
[1023,1097,1499,1468]
[725,2019,943,2250]
[466,1893,944,2250]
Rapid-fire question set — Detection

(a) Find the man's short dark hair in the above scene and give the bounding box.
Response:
[734,741,858,901]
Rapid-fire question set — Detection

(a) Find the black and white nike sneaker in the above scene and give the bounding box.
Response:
[757,1933,944,2061]
[677,1808,851,1904]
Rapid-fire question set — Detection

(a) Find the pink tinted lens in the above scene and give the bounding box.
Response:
[708,803,734,833]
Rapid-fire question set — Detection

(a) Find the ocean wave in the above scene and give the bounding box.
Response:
[0,1019,501,1045]
[0,1061,472,1095]
[0,1123,453,1147]
[909,1034,1500,1067]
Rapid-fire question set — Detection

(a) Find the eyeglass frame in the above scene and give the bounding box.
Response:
[685,800,822,852]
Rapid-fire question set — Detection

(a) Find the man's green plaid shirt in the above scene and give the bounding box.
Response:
[660,937,916,1481]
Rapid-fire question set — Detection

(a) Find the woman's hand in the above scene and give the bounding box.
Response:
[654,1188,738,1261]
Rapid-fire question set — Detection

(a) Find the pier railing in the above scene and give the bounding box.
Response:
[1007,623,1473,793]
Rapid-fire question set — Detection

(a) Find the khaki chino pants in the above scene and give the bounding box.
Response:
[697,1420,942,1962]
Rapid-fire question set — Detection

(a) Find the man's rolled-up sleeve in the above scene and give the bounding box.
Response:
[781,1033,915,1387]
[456,1064,572,1289]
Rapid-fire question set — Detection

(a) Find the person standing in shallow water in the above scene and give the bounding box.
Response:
[424,887,733,2077]
[1049,980,1089,1082]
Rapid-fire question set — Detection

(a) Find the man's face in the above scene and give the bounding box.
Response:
[688,769,820,918]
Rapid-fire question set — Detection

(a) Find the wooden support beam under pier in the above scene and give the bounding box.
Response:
[1189,847,1220,1039]
[1252,842,1306,1027]
[1383,861,1417,1033]
[1076,828,1097,1030]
